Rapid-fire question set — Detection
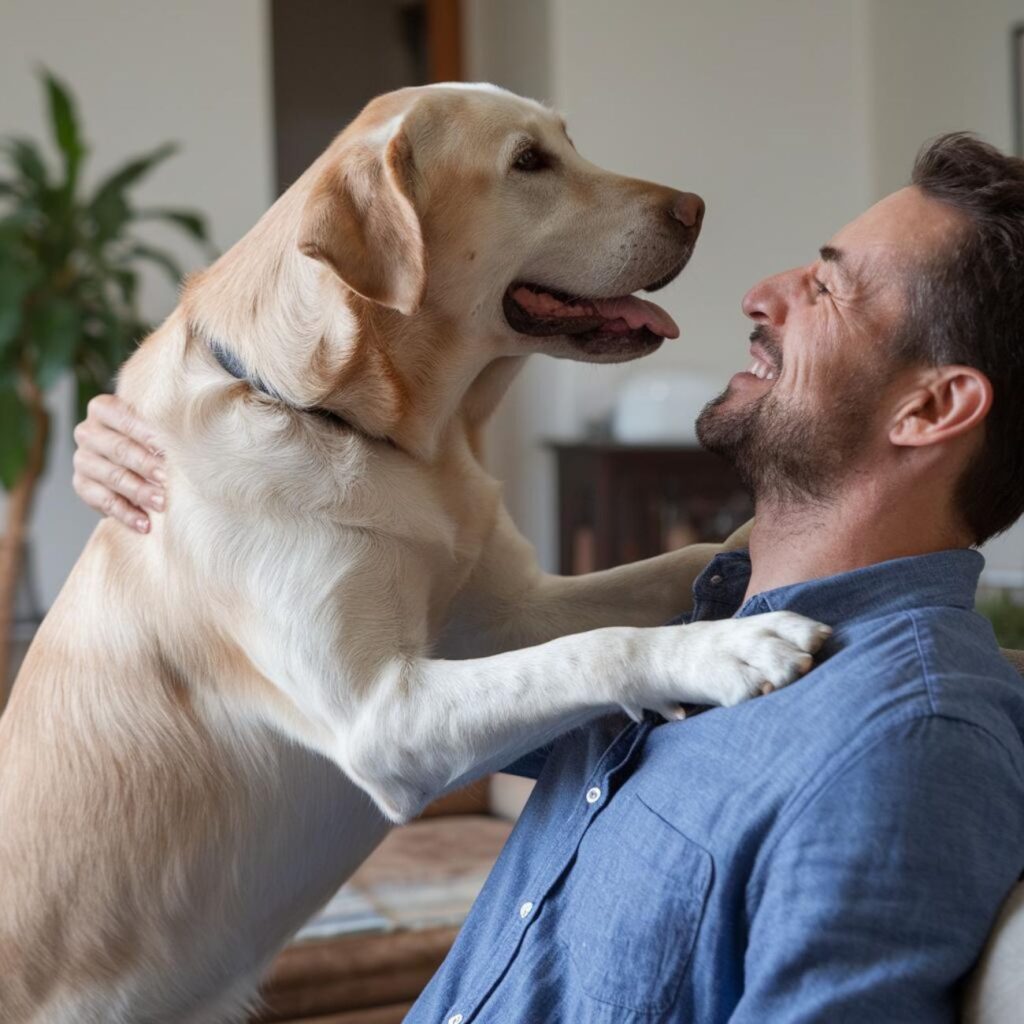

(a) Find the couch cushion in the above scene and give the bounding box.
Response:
[291,813,514,942]
[255,815,515,1021]
[963,880,1024,1023]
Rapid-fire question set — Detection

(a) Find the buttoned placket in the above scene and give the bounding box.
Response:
[442,720,652,1024]
[504,778,606,966]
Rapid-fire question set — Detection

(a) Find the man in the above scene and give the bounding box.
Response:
[73,134,1024,1021]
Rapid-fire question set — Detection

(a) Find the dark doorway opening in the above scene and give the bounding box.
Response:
[271,0,461,194]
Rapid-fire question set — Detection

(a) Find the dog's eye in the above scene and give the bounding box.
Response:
[512,146,550,173]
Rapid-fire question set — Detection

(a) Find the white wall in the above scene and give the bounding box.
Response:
[463,0,554,542]
[0,0,275,605]
[484,0,1024,582]
[496,0,873,568]
[5,0,1022,603]
[867,0,1024,582]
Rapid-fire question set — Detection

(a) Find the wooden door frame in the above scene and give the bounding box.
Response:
[427,0,462,82]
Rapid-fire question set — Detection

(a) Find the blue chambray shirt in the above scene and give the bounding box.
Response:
[407,549,1024,1024]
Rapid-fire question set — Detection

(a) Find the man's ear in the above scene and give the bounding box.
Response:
[889,365,993,448]
[298,123,426,316]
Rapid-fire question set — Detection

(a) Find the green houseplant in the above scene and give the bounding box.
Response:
[0,70,212,699]
[978,591,1024,649]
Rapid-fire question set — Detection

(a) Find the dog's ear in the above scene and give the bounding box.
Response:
[299,122,425,316]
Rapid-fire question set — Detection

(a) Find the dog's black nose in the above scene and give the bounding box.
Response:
[671,192,705,229]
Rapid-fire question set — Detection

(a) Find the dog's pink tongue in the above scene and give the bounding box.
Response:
[512,286,680,339]
[591,295,679,339]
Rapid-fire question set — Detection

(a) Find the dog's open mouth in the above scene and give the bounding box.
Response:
[503,282,680,356]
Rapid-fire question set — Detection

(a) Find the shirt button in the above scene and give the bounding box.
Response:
[586,786,601,804]
[519,900,534,918]
[448,1015,464,1024]
[709,574,724,585]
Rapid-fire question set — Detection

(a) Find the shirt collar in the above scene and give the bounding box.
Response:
[693,547,985,626]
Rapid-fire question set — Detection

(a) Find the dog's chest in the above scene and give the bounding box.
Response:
[421,445,503,616]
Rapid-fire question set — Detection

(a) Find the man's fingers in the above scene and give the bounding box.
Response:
[73,475,150,533]
[76,423,167,486]
[86,395,164,456]
[75,450,165,512]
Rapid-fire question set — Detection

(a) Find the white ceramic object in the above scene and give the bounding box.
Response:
[612,370,723,444]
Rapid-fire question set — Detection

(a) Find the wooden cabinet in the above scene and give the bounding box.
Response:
[548,442,752,575]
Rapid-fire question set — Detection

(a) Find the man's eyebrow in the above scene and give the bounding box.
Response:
[818,245,853,282]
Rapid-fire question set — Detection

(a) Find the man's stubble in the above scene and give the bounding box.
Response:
[696,333,885,509]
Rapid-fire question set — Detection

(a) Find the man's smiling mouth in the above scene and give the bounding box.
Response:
[740,330,782,383]
[746,349,777,381]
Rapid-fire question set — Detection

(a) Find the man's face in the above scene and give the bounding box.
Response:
[697,186,965,504]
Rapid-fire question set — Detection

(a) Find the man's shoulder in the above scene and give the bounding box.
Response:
[904,604,1024,735]
[828,601,1012,686]
[823,603,1024,760]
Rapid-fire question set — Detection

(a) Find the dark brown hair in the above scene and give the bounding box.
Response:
[903,132,1024,544]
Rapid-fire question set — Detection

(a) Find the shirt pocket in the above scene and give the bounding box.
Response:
[559,791,714,1015]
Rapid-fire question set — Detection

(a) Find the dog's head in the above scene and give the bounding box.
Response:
[298,84,702,366]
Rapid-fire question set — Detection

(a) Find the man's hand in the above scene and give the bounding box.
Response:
[72,395,165,534]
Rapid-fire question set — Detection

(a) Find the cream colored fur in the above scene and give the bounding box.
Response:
[0,85,828,1023]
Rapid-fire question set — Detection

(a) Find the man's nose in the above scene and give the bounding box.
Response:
[742,269,798,323]
[670,192,705,230]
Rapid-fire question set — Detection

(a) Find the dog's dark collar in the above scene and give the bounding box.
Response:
[207,337,392,444]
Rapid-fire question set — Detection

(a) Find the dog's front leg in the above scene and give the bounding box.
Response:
[340,606,828,823]
[441,507,754,658]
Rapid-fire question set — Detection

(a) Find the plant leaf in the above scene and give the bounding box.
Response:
[42,70,85,193]
[111,266,138,307]
[0,377,30,489]
[84,301,132,368]
[134,206,213,249]
[124,242,186,288]
[0,213,28,242]
[0,137,49,192]
[86,142,178,247]
[0,257,35,353]
[88,142,177,217]
[88,187,131,245]
[29,296,80,391]
[74,361,106,424]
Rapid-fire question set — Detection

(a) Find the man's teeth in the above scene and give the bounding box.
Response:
[747,358,776,381]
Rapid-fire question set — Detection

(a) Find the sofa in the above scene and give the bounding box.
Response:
[250,776,532,1023]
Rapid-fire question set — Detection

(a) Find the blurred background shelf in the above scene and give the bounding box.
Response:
[548,441,752,575]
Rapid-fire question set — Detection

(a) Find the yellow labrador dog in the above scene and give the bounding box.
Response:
[0,84,830,1022]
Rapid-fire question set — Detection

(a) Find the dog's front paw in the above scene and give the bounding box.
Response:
[690,611,832,707]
